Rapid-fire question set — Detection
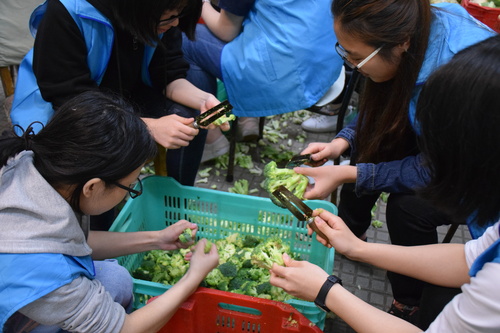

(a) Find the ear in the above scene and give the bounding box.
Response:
[82,178,104,198]
[400,39,411,52]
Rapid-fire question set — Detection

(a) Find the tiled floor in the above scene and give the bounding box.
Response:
[0,88,471,333]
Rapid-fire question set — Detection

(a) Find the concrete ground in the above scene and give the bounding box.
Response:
[0,85,471,332]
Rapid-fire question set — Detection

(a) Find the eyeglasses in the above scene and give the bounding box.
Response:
[158,13,185,27]
[335,42,383,70]
[112,178,143,199]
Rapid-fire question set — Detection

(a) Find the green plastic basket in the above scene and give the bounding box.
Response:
[110,176,337,329]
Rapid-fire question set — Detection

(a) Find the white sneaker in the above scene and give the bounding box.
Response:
[201,134,230,163]
[237,117,260,142]
[301,114,338,133]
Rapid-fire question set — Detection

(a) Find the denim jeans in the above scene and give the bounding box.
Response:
[182,24,226,95]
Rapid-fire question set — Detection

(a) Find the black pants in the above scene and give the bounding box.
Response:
[338,183,456,306]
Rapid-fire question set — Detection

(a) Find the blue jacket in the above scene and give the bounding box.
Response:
[10,0,157,134]
[337,3,495,196]
[220,0,344,117]
[336,3,495,238]
[0,253,94,331]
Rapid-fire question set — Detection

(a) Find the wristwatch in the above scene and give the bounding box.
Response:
[314,275,342,312]
[202,0,211,3]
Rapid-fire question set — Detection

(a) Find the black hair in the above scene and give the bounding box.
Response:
[416,34,500,226]
[0,91,157,212]
[332,0,431,163]
[112,0,201,45]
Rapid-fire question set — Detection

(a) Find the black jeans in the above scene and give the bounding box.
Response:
[338,183,456,307]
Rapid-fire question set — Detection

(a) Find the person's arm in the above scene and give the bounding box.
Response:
[314,210,470,287]
[88,220,197,260]
[270,210,470,333]
[271,259,422,333]
[201,4,245,42]
[356,153,431,195]
[121,239,219,333]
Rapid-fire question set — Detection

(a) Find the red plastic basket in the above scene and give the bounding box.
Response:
[462,0,500,33]
[148,287,323,333]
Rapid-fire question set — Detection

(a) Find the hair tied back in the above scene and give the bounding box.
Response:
[13,121,44,151]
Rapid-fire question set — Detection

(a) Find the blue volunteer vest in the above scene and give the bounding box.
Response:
[10,0,158,134]
[0,253,95,331]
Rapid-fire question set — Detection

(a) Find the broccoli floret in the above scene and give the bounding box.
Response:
[218,262,238,278]
[251,236,291,270]
[228,276,246,290]
[256,281,272,295]
[263,161,309,207]
[242,234,262,248]
[204,240,214,253]
[178,228,193,243]
[205,268,228,287]
[225,233,244,248]
[241,259,253,269]
[212,113,236,126]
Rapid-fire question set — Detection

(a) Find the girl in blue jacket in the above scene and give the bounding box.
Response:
[296,0,496,325]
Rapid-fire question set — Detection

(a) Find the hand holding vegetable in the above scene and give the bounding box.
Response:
[269,253,329,302]
[185,239,220,282]
[156,220,198,251]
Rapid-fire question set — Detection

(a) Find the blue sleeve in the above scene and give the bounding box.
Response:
[335,114,358,156]
[218,0,255,17]
[355,153,431,195]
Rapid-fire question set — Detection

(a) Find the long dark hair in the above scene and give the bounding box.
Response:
[112,0,201,45]
[416,35,500,226]
[332,0,431,163]
[0,91,157,212]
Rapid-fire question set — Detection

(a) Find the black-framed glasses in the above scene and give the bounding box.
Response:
[158,12,185,27]
[112,178,143,199]
[335,42,383,70]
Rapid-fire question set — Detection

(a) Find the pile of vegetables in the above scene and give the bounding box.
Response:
[132,232,295,302]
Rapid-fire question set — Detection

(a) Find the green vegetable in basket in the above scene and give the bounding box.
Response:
[263,161,309,207]
[132,233,293,302]
[250,236,291,270]
[178,228,193,243]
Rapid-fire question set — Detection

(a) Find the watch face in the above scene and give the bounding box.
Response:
[328,275,342,285]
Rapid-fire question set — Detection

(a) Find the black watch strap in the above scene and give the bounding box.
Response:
[314,275,342,312]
